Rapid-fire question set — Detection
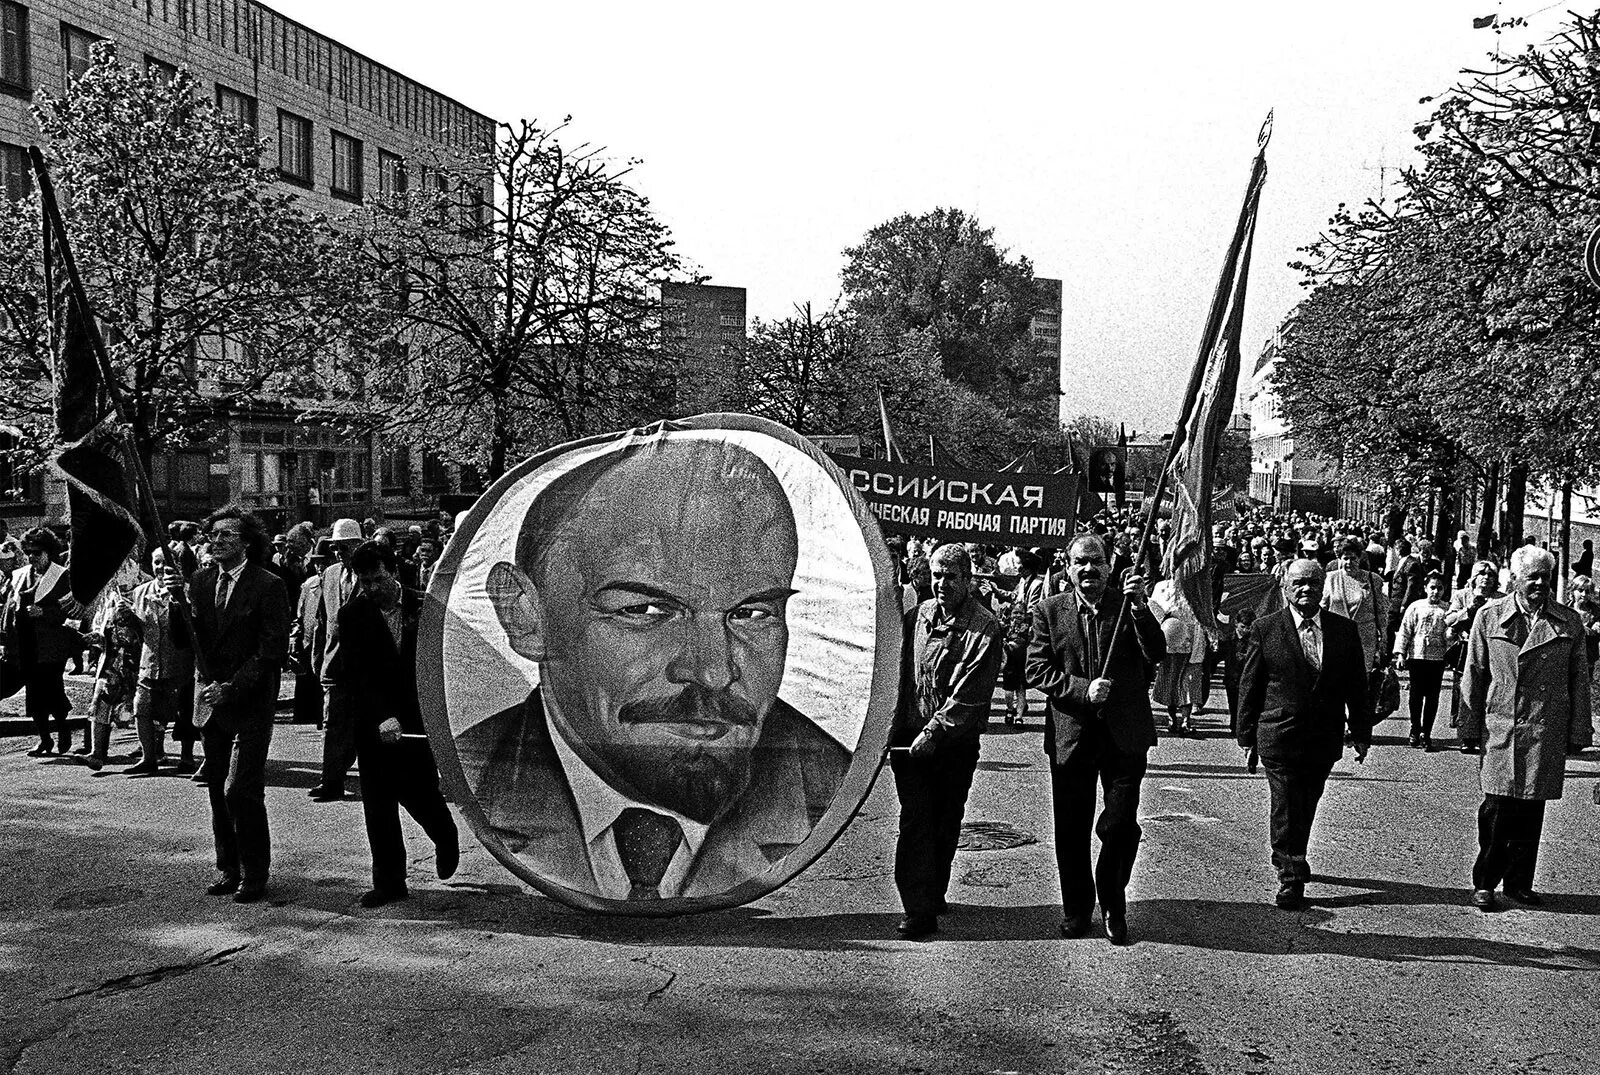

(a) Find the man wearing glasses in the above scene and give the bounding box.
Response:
[167,506,289,904]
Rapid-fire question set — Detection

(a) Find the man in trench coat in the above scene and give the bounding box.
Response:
[1459,545,1593,910]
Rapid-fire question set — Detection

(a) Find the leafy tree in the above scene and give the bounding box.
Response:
[359,118,686,479]
[841,208,1047,410]
[0,45,385,484]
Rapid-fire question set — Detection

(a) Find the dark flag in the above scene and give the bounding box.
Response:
[37,148,143,604]
[1065,432,1104,523]
[1161,114,1270,633]
[1115,424,1129,508]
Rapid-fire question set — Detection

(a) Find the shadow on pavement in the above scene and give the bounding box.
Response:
[1145,762,1414,783]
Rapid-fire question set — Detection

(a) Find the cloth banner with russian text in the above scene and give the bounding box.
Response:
[828,454,1081,546]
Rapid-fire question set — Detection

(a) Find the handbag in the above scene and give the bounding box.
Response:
[1372,665,1401,719]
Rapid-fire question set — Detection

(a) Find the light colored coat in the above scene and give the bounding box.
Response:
[1459,593,1594,799]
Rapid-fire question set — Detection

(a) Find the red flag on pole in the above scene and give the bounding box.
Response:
[1161,113,1271,633]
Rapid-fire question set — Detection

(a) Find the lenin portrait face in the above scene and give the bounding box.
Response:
[421,416,899,915]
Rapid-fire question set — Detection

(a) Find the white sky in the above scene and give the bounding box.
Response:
[266,1,1559,431]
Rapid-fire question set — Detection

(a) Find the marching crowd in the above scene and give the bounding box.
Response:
[1,501,1596,942]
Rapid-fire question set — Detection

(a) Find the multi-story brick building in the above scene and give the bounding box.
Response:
[0,0,495,533]
[661,281,746,413]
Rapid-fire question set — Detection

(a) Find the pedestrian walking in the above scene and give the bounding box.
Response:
[1393,570,1451,751]
[127,545,198,774]
[175,507,290,904]
[1445,559,1502,748]
[79,556,147,770]
[1000,549,1047,724]
[1322,536,1388,676]
[1149,577,1205,736]
[1459,546,1593,911]
[1027,533,1163,945]
[309,518,365,802]
[1,528,86,756]
[336,540,459,908]
[1567,574,1600,722]
[1237,559,1372,910]
[890,544,1003,940]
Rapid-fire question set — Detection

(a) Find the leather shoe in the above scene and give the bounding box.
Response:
[1470,888,1499,910]
[27,740,53,758]
[124,759,161,776]
[1275,883,1304,910]
[1504,888,1543,906]
[1102,908,1129,946]
[232,883,266,904]
[308,787,346,802]
[174,758,198,775]
[435,830,460,880]
[359,887,408,909]
[1059,913,1092,938]
[895,914,938,940]
[205,874,240,896]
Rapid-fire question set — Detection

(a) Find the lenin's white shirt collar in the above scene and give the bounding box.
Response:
[544,701,710,900]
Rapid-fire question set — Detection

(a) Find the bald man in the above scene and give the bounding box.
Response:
[1237,558,1372,910]
[460,438,849,903]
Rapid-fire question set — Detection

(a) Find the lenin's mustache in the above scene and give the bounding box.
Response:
[618,684,759,728]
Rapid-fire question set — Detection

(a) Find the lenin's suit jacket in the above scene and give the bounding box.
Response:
[336,588,425,736]
[188,562,290,725]
[454,692,851,898]
[1237,607,1372,767]
[1026,589,1166,761]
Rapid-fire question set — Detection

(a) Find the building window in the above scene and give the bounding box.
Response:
[330,131,362,201]
[0,141,29,201]
[276,109,311,185]
[379,443,410,494]
[0,2,28,95]
[377,149,406,198]
[216,84,257,137]
[421,451,450,493]
[144,54,177,85]
[60,23,103,89]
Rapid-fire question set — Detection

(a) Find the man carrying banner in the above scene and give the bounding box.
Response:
[1027,534,1163,945]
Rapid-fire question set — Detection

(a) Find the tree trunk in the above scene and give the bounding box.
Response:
[1560,479,1573,597]
[1504,462,1527,549]
[487,351,512,481]
[1476,460,1500,558]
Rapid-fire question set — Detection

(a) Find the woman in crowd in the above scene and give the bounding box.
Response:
[1149,576,1205,735]
[1,528,86,756]
[1444,557,1501,750]
[1394,570,1452,750]
[1566,574,1600,721]
[1000,549,1047,724]
[1322,535,1388,676]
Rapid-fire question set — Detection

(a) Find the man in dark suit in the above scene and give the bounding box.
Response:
[1237,558,1372,910]
[174,506,290,904]
[1027,533,1163,945]
[338,540,458,908]
[467,437,851,904]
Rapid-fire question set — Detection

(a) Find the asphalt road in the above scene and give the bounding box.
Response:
[2,692,1598,1074]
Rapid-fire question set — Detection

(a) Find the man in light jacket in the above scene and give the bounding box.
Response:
[1459,545,1593,911]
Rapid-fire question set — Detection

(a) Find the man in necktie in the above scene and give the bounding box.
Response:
[1238,558,1372,910]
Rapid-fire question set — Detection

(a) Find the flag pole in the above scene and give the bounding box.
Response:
[30,146,211,680]
[1094,113,1271,680]
[29,145,165,539]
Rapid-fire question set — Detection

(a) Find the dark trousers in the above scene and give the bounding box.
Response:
[24,660,71,746]
[890,735,981,917]
[1049,727,1148,916]
[292,674,323,725]
[1262,761,1332,884]
[1473,794,1546,892]
[318,684,357,791]
[200,716,274,885]
[1406,659,1446,738]
[356,731,457,892]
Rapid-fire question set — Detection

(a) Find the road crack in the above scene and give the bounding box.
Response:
[46,944,250,1002]
[629,950,678,1007]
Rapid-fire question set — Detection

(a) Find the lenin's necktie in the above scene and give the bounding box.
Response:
[613,808,683,900]
[216,572,232,613]
[1300,618,1320,673]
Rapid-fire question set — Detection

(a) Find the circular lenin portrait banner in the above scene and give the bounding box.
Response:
[419,414,902,916]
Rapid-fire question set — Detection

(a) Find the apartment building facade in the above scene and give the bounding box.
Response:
[0,0,496,533]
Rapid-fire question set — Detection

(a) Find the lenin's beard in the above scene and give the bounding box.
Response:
[602,684,765,825]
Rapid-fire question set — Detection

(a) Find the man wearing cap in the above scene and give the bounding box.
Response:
[288,540,331,726]
[309,518,366,801]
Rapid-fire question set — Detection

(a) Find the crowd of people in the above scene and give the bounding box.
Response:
[0,509,459,908]
[1,499,1595,940]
